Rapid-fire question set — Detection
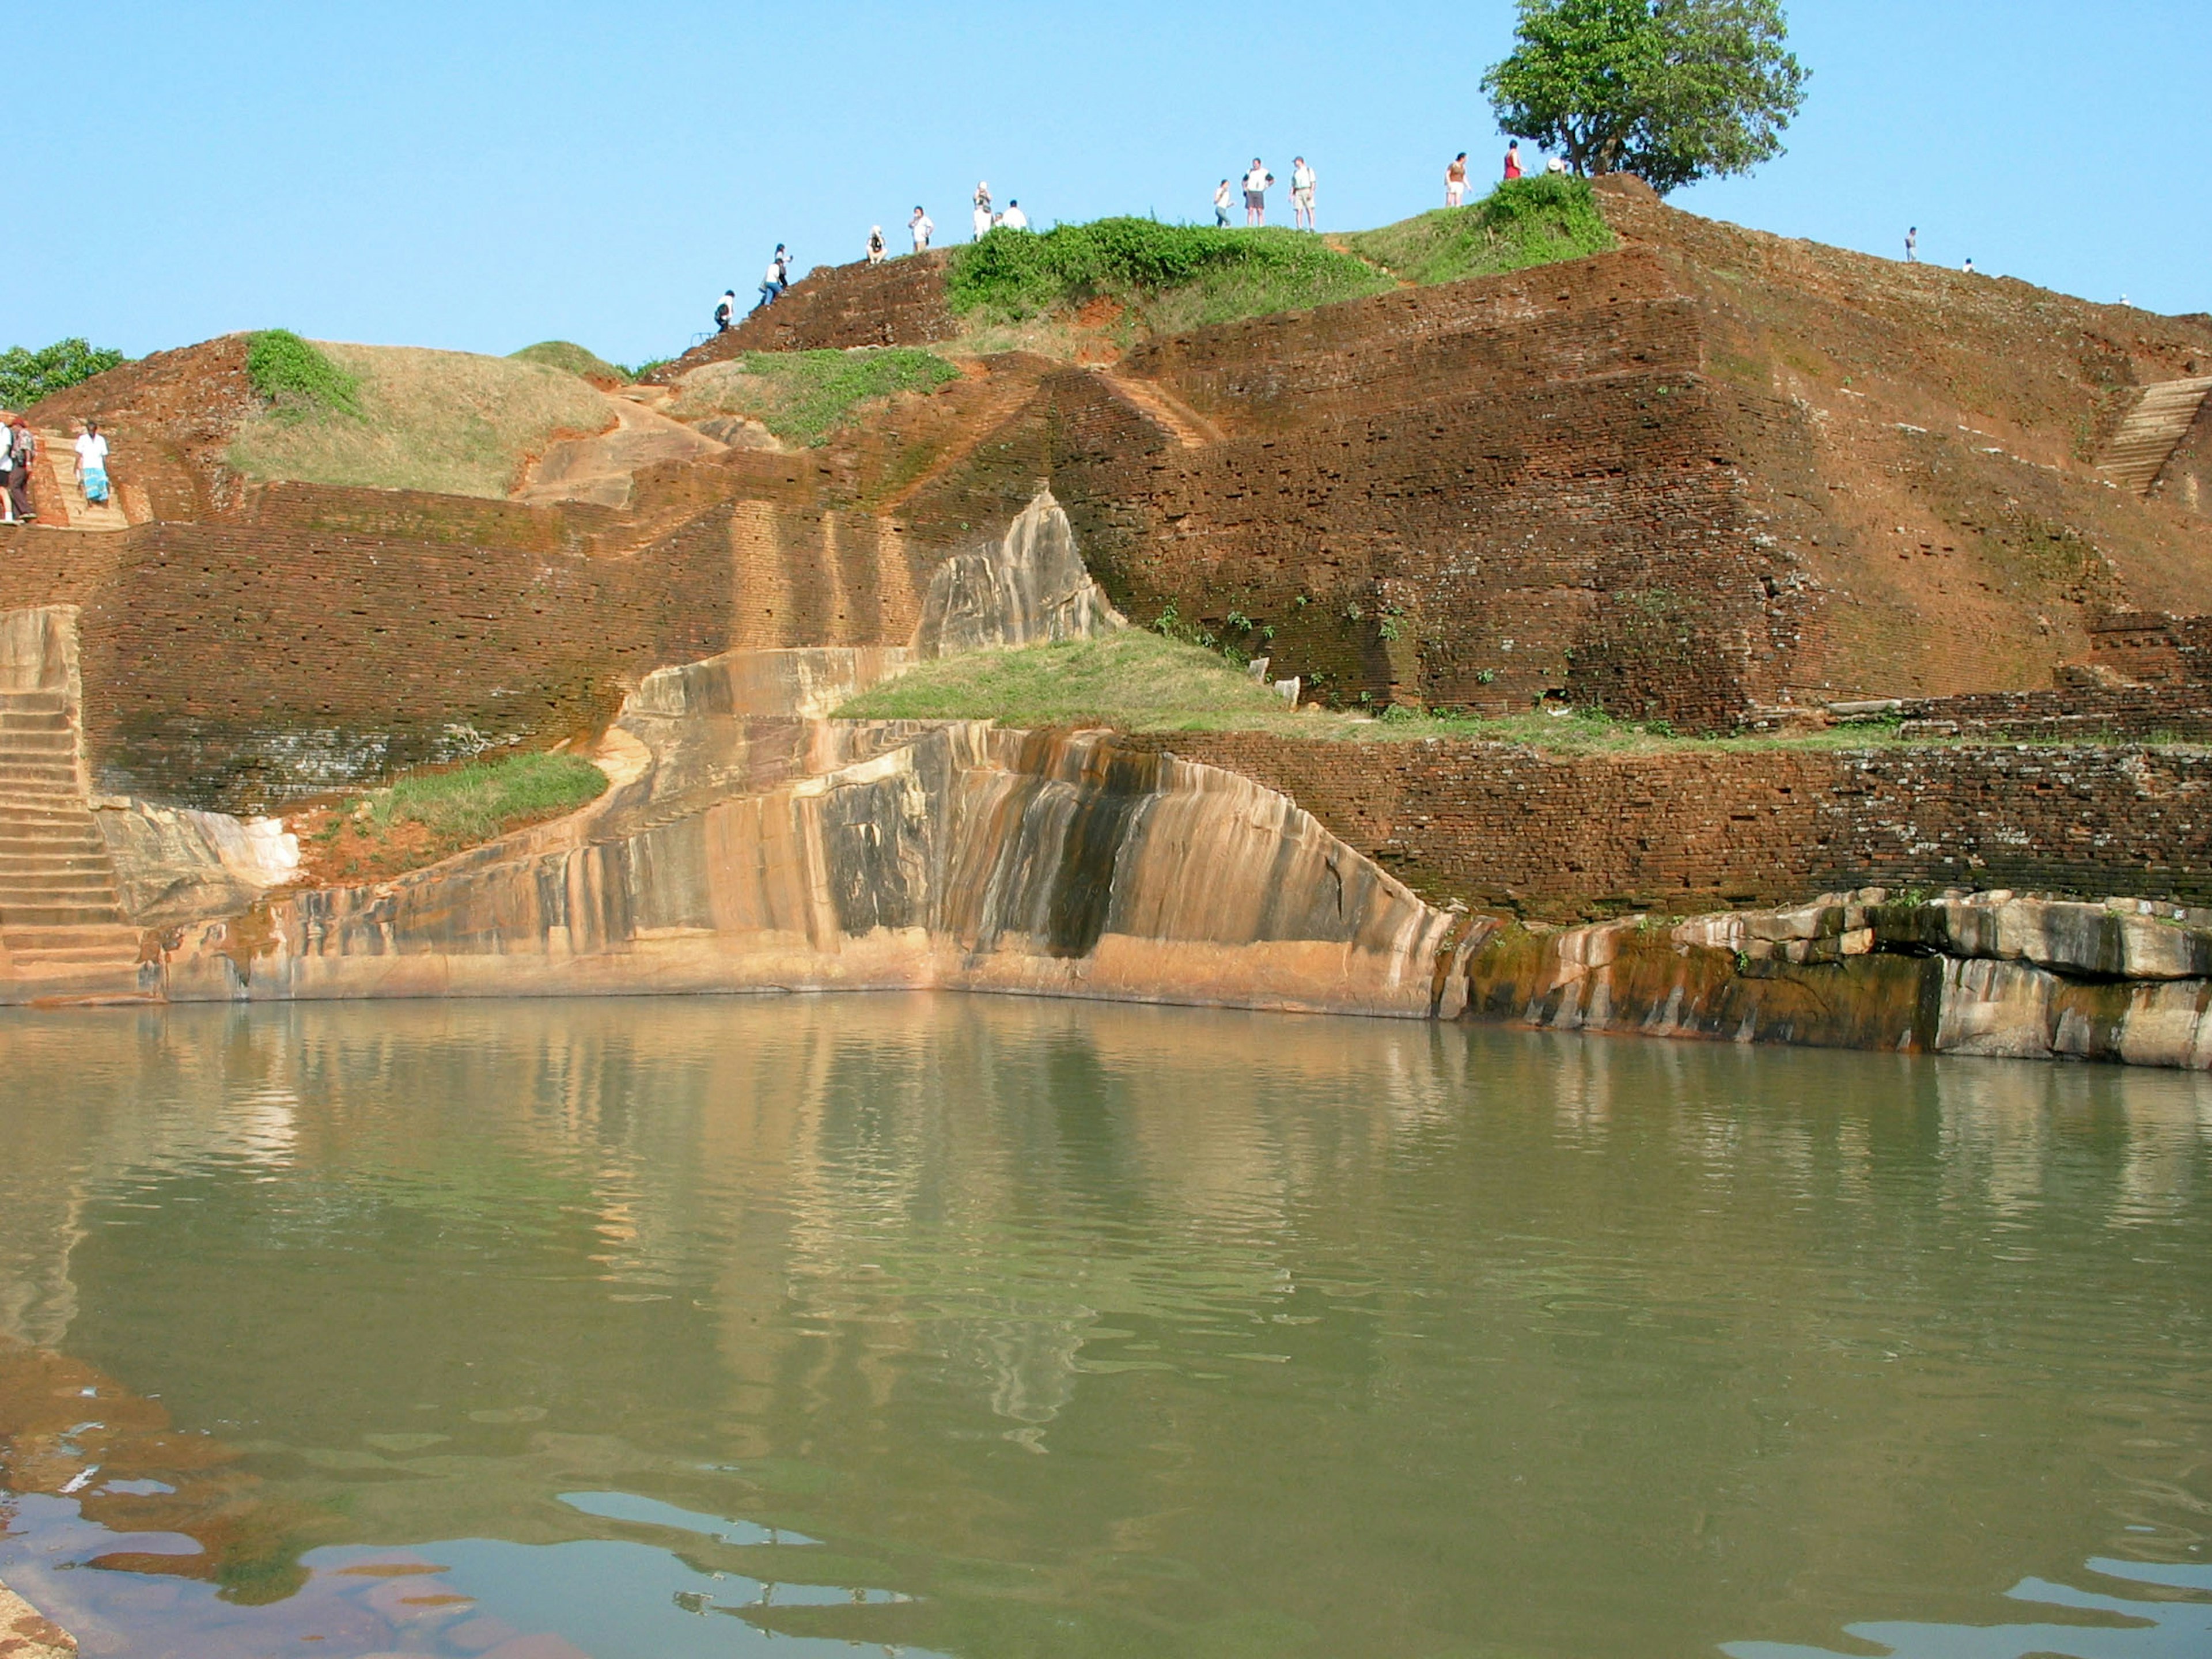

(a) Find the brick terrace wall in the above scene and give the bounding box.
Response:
[2153,396,2211,517]
[1119,731,2212,920]
[0,518,736,811]
[655,252,959,377]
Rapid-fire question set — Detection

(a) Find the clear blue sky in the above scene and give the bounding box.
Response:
[12,1,2206,368]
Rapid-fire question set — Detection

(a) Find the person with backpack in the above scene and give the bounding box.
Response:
[1243,158,1273,226]
[5,419,34,522]
[73,419,110,507]
[866,226,888,265]
[714,290,736,332]
[972,183,993,240]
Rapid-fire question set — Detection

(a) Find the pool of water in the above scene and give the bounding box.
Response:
[0,995,2206,1658]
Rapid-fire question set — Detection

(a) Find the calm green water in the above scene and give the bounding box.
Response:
[0,997,2207,1658]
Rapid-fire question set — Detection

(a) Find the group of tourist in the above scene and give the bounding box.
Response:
[0,415,109,524]
[719,138,1574,330]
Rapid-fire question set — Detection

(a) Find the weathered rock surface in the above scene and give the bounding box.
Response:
[93,797,298,926]
[915,489,1123,658]
[1467,891,2212,1068]
[0,1581,73,1659]
[155,650,1465,1018]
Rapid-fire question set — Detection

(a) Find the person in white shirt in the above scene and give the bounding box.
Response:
[714,290,736,332]
[999,200,1028,230]
[1243,159,1272,226]
[1290,157,1317,230]
[866,226,887,265]
[0,418,17,524]
[73,420,110,506]
[755,245,790,311]
[1545,154,1569,175]
[972,183,993,240]
[910,206,934,252]
[1213,179,1233,228]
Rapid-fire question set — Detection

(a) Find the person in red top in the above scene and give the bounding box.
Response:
[1503,139,1523,180]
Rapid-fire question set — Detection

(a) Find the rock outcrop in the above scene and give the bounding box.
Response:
[154,647,1465,1018]
[1465,890,2212,1068]
[915,488,1123,657]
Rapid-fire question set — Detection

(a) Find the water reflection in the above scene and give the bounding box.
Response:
[0,998,2205,1658]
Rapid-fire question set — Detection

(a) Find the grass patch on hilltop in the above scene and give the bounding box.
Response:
[948,218,1393,332]
[228,342,615,498]
[293,750,608,885]
[245,329,362,419]
[1345,176,1615,285]
[510,340,627,384]
[669,348,960,445]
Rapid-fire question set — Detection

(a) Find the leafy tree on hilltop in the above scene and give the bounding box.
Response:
[1482,0,1808,194]
[0,338,126,407]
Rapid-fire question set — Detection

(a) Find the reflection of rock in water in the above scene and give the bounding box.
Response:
[0,1338,323,1605]
[945,1304,1090,1429]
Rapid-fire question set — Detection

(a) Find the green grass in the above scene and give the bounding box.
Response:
[1344,176,1616,285]
[374,750,607,843]
[245,329,362,420]
[834,631,2212,757]
[935,182,1613,339]
[668,348,960,446]
[228,342,615,498]
[948,218,1393,329]
[509,340,626,383]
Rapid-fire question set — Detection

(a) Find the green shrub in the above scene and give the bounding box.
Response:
[947,217,1392,326]
[0,338,126,408]
[1345,175,1615,285]
[674,349,960,446]
[245,329,362,420]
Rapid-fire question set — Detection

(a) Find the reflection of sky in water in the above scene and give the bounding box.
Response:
[1,1491,931,1658]
[1727,1559,2212,1658]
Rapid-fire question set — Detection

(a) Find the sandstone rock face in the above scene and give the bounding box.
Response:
[157,666,1465,1018]
[92,798,298,927]
[915,489,1124,657]
[1469,891,2212,1069]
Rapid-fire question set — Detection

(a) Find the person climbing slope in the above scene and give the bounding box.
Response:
[754,245,790,312]
[3,419,31,522]
[714,290,736,332]
[1214,178,1233,228]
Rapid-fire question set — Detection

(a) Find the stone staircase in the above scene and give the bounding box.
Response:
[1091,369,1221,448]
[2096,377,2212,497]
[0,610,145,1001]
[27,430,130,531]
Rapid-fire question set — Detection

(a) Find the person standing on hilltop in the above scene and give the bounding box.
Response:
[999,200,1029,230]
[1243,158,1273,226]
[1905,226,1918,263]
[866,226,887,266]
[73,419,109,507]
[1504,139,1523,180]
[1290,157,1317,230]
[972,183,993,240]
[910,206,934,252]
[1445,152,1468,206]
[1213,178,1233,228]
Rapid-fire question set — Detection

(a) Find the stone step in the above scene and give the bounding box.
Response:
[0,827,104,847]
[0,874,121,899]
[0,752,77,771]
[0,692,67,711]
[2,922,140,950]
[0,900,127,927]
[0,713,71,734]
[0,729,76,753]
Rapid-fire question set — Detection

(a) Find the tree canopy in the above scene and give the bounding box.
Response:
[0,338,126,410]
[1482,0,1808,195]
